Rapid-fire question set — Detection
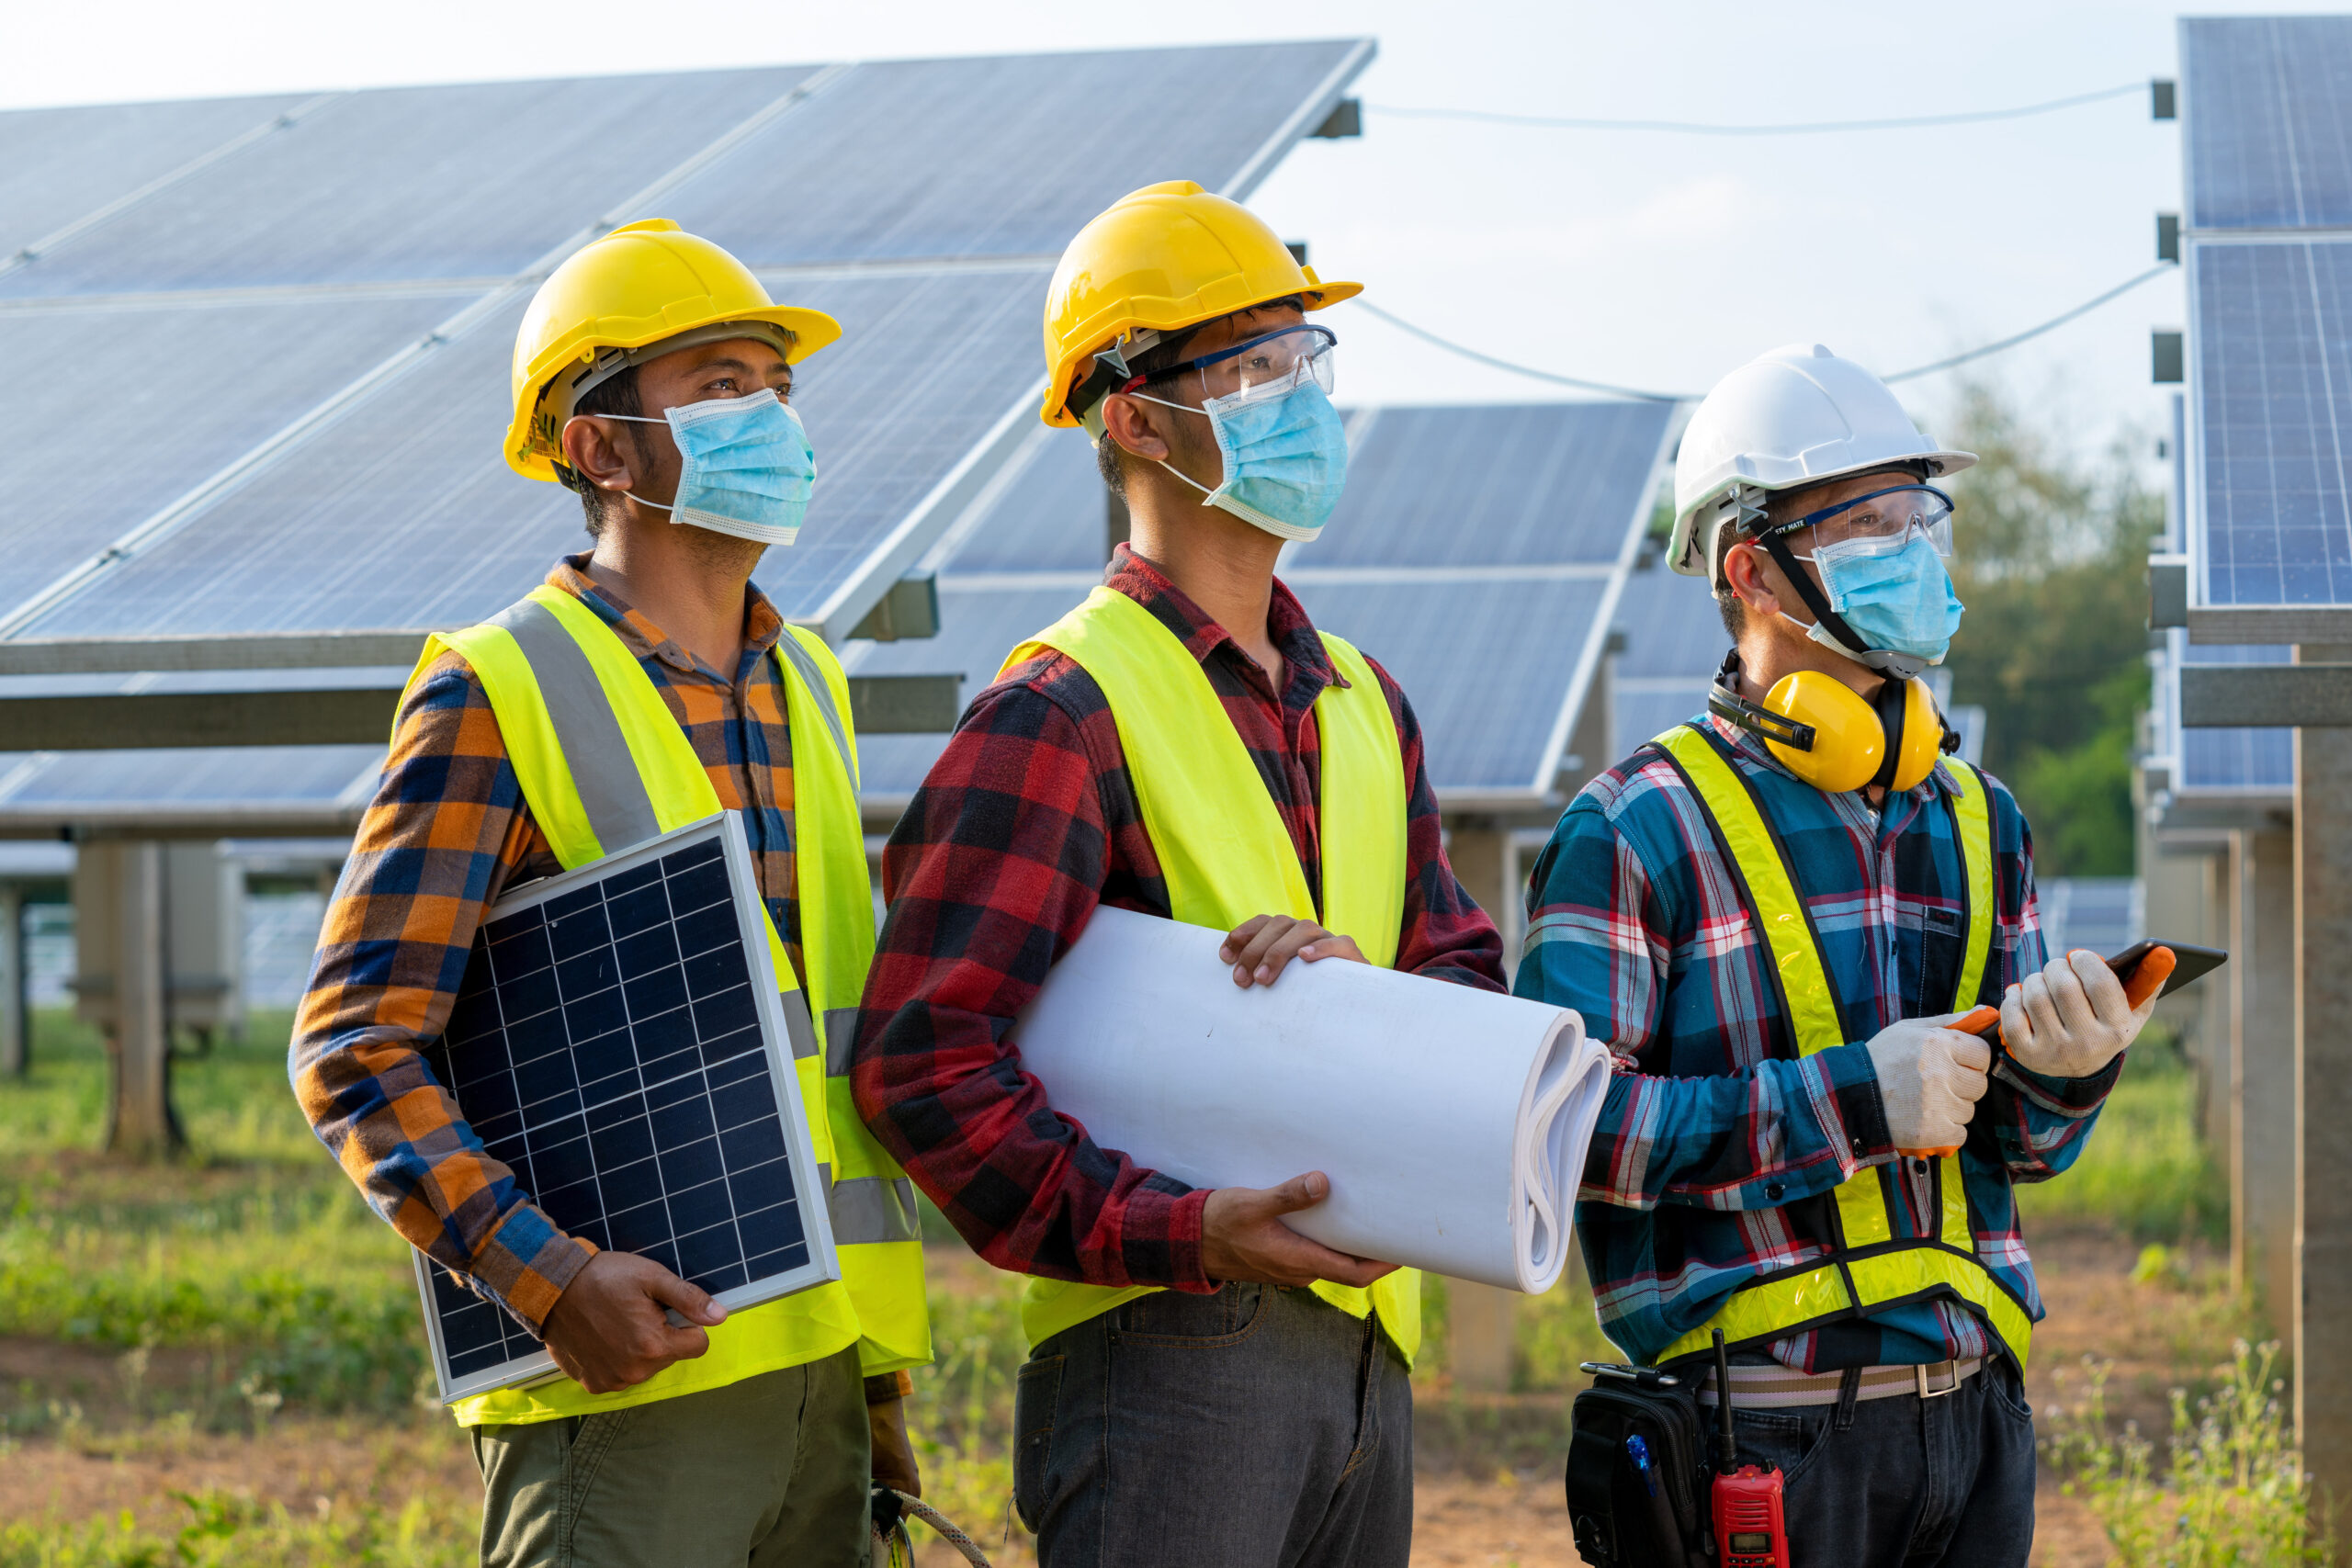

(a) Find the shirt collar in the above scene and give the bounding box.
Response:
[1103,542,1341,691]
[549,553,785,677]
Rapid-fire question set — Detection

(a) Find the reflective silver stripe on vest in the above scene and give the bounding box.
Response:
[829,1173,922,1246]
[780,988,820,1061]
[774,631,857,791]
[487,598,662,854]
[823,1007,862,1077]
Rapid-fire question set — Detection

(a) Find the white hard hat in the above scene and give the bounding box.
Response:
[1668,343,1976,584]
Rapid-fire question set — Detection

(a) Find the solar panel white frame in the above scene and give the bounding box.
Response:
[412,810,839,1404]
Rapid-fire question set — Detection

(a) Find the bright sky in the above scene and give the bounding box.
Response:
[12,0,2342,464]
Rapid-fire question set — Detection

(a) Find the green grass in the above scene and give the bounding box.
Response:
[0,1487,473,1568]
[0,1011,424,1418]
[2013,1033,2228,1244]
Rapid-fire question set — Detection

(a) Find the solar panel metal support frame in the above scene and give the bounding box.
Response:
[411,810,840,1405]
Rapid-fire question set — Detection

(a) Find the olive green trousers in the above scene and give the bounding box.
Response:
[471,1346,870,1568]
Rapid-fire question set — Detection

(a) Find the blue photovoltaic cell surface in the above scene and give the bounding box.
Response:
[0,94,312,263]
[0,745,381,814]
[2177,643,2297,793]
[1607,563,1728,760]
[419,830,809,1384]
[2191,241,2352,605]
[1294,401,1675,570]
[2183,17,2352,231]
[0,70,816,299]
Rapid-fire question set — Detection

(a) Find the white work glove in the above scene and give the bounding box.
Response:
[1864,1012,1994,1153]
[1999,949,2158,1080]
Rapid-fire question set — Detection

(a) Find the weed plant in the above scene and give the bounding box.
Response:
[2047,1340,2330,1565]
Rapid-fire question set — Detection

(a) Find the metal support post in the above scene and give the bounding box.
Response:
[2294,645,2352,1517]
[1448,1278,1516,1394]
[102,841,180,1156]
[0,885,24,1077]
[2244,828,2297,1331]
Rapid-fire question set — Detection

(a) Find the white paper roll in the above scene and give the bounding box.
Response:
[1011,906,1611,1293]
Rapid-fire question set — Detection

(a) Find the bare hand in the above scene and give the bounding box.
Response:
[870,1395,922,1497]
[1218,914,1365,989]
[541,1251,725,1394]
[1201,1171,1396,1288]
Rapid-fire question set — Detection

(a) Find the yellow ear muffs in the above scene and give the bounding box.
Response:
[1756,670,1883,792]
[1884,675,1944,793]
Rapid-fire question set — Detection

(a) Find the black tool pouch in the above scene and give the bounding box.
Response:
[1566,1367,1713,1568]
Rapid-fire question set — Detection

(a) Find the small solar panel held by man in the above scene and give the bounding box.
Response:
[414,813,838,1402]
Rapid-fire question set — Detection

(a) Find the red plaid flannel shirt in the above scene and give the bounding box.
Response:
[850,546,1507,1292]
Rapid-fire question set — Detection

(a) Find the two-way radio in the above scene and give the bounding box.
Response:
[1708,1330,1790,1568]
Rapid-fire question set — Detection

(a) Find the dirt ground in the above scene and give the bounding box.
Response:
[4,1230,2201,1565]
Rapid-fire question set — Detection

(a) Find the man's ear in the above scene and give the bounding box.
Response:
[1722,539,1789,621]
[1098,391,1174,463]
[560,415,636,496]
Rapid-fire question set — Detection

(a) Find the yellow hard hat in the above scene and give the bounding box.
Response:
[503,220,842,481]
[1038,180,1360,429]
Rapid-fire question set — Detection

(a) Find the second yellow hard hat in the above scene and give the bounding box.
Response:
[1039,181,1359,429]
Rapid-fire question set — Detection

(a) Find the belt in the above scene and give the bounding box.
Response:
[1693,1357,1985,1411]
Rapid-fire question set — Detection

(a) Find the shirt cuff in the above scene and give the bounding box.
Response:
[1994,1049,2126,1118]
[473,1202,598,1334]
[1814,1042,1896,1167]
[865,1370,914,1404]
[1152,1186,1216,1292]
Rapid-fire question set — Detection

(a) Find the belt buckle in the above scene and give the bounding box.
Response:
[1915,1359,1962,1400]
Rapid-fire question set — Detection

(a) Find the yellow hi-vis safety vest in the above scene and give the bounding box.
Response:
[1646,722,2035,1371]
[998,586,1423,1363]
[405,584,929,1427]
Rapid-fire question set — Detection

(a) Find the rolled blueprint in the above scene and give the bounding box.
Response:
[1010,905,1611,1293]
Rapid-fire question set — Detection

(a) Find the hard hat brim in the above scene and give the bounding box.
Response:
[505,304,842,482]
[1040,280,1362,429]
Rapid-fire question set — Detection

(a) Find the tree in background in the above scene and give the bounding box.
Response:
[1938,380,2165,877]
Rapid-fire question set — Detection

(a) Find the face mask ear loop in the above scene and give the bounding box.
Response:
[1758,528,1880,663]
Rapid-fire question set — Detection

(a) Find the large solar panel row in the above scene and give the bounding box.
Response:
[416,814,834,1402]
[0,41,1372,651]
[843,399,1677,807]
[2181,17,2352,233]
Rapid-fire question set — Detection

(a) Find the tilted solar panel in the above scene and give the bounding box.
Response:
[1606,561,1727,761]
[0,93,314,265]
[2188,240,2352,607]
[414,812,836,1402]
[2183,17,2352,232]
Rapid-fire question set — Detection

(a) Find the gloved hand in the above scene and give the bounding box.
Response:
[1864,1012,1994,1153]
[2000,949,2158,1080]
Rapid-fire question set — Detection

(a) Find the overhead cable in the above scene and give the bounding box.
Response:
[1347,262,2178,400]
[1367,82,2143,136]
[1348,300,1683,400]
[1879,264,2177,382]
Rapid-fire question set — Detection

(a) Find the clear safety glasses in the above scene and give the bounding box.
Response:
[1129,324,1338,403]
[1766,484,1955,559]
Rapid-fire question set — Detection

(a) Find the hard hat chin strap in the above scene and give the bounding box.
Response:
[1752,528,1929,680]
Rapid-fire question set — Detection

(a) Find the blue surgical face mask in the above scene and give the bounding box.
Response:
[605,388,816,547]
[1792,534,1964,663]
[1138,378,1350,541]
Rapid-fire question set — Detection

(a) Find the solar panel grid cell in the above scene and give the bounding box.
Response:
[415,817,830,1400]
[2184,17,2352,231]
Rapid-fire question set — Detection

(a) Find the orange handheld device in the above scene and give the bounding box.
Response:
[1709,1330,1791,1568]
[1894,942,2227,1156]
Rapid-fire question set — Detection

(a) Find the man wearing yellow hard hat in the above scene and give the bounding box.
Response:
[1517,344,2156,1563]
[852,183,1508,1565]
[291,220,927,1566]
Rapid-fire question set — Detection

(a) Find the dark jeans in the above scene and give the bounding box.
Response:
[1728,1359,2038,1567]
[1013,1282,1412,1568]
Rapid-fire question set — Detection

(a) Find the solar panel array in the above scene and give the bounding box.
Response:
[0,42,1369,834]
[845,399,1677,807]
[1608,561,1730,759]
[416,814,832,1401]
[2180,18,2352,614]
